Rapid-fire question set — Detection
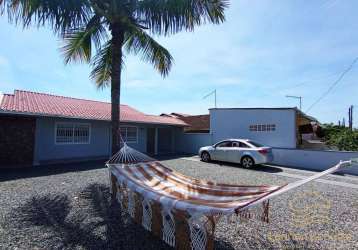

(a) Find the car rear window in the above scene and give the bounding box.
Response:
[247,140,263,147]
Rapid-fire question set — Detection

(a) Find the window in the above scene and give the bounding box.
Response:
[120,126,138,143]
[247,140,264,148]
[249,124,276,132]
[55,123,90,144]
[239,142,250,148]
[215,141,232,148]
[232,141,250,148]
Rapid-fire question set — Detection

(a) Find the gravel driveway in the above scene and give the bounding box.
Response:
[0,158,357,250]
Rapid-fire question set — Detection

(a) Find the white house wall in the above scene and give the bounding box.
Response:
[210,109,297,148]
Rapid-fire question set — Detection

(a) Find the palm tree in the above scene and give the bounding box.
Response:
[0,0,229,154]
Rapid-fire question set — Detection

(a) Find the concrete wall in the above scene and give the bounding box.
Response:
[175,131,213,154]
[272,148,358,175]
[0,115,36,167]
[210,109,297,148]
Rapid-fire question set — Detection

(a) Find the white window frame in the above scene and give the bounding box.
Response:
[55,122,91,145]
[120,126,138,143]
[249,124,276,132]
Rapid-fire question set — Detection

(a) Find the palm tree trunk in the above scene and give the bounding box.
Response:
[110,23,124,155]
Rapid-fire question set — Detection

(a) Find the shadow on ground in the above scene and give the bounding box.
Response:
[5,184,236,249]
[0,160,107,182]
[212,160,283,174]
[0,155,193,183]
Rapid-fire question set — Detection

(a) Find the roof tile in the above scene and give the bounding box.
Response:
[0,90,186,126]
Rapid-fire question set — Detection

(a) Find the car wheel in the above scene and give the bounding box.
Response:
[241,156,254,168]
[201,152,211,162]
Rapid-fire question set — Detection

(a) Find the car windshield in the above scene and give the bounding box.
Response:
[246,140,263,148]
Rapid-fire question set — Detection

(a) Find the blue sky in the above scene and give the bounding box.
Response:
[1,0,358,126]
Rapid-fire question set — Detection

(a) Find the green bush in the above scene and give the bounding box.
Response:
[322,124,358,151]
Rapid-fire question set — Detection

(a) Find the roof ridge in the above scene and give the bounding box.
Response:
[14,89,129,106]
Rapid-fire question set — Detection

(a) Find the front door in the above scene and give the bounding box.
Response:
[146,128,155,155]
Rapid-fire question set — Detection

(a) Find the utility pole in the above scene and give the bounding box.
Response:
[348,105,353,131]
[286,95,302,110]
[203,89,217,108]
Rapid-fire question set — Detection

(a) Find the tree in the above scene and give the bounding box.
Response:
[0,0,229,154]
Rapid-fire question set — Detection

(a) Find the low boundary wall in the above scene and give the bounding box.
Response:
[272,148,358,175]
[174,132,358,175]
[175,133,212,155]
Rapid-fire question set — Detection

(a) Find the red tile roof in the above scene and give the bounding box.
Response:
[177,114,210,132]
[0,90,187,126]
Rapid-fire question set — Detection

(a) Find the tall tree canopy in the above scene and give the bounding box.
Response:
[0,0,229,153]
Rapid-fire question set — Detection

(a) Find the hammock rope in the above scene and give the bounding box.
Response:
[107,132,156,165]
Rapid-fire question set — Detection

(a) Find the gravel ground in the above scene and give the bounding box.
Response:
[1,158,357,250]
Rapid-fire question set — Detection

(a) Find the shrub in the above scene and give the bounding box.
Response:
[322,124,358,151]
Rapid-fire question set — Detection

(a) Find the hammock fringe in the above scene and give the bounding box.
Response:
[107,143,356,250]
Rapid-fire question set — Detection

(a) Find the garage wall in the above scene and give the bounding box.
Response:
[272,148,358,175]
[210,108,297,148]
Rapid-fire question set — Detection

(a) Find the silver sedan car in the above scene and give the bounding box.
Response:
[198,139,273,168]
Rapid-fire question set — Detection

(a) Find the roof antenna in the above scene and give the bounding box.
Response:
[203,89,217,108]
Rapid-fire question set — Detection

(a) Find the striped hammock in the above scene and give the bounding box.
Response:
[107,143,356,250]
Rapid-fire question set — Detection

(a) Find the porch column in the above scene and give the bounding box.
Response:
[154,127,158,155]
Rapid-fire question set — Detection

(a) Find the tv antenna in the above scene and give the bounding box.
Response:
[203,89,217,108]
[286,95,302,110]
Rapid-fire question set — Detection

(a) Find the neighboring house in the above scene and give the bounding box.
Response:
[161,113,210,133]
[173,107,318,154]
[0,90,186,167]
[210,108,317,148]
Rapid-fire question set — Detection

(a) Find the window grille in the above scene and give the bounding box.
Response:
[120,126,138,143]
[249,124,276,132]
[56,123,90,144]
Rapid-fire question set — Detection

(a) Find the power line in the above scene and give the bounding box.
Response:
[306,57,358,113]
[274,71,341,94]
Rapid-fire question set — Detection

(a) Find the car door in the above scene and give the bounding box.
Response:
[238,141,252,160]
[226,141,241,163]
[211,141,232,162]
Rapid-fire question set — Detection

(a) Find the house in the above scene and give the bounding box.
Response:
[0,90,186,167]
[210,107,317,148]
[161,113,210,133]
[173,107,318,154]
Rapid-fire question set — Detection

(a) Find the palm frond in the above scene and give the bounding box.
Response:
[90,40,113,89]
[2,0,92,33]
[124,25,172,76]
[61,15,107,64]
[136,0,229,35]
